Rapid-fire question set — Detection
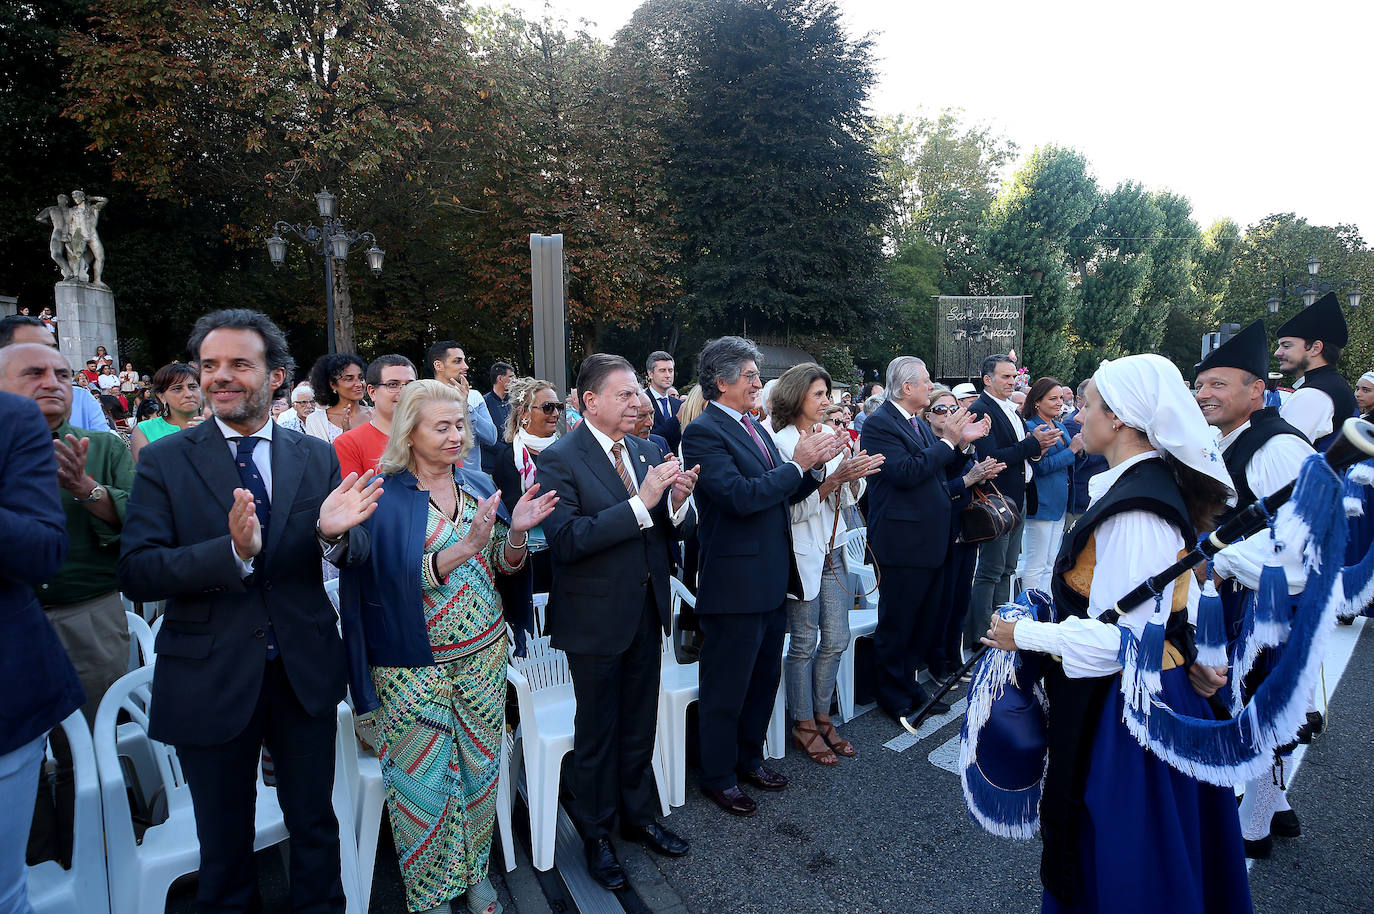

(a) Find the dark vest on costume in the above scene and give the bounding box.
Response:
[1219,407,1305,521]
[1296,364,1356,451]
[1039,457,1196,906]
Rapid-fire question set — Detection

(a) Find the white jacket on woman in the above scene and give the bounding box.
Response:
[772,423,865,602]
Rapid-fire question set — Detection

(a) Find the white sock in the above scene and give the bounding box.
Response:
[1240,773,1283,840]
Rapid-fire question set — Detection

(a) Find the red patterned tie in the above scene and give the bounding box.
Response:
[741,416,775,469]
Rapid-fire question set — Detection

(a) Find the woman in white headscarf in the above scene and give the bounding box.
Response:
[982,354,1250,914]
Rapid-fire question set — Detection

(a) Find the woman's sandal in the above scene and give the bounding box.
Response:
[815,717,857,758]
[792,721,839,766]
[466,877,503,914]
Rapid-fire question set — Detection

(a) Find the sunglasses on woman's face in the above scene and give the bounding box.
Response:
[928,404,958,415]
[536,402,568,415]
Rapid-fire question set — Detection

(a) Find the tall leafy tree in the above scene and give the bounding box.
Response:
[983,145,1098,379]
[665,0,888,340]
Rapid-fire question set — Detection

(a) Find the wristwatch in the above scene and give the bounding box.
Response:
[76,483,107,504]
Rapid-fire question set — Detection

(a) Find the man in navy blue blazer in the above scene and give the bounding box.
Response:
[964,354,1058,648]
[681,337,844,817]
[645,350,684,454]
[119,310,381,914]
[0,390,82,910]
[860,357,989,723]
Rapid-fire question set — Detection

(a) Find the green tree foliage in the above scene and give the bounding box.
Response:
[983,145,1098,380]
[1218,214,1373,380]
[665,0,888,339]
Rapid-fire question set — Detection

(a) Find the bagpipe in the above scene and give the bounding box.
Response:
[945,416,1374,839]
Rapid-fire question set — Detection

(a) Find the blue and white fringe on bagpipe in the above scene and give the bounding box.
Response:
[1338,458,1374,620]
[959,590,1051,838]
[1119,453,1345,787]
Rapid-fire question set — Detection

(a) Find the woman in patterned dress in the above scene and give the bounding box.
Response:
[341,380,558,914]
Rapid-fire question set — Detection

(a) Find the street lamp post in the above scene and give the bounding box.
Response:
[1264,254,1361,315]
[265,188,385,354]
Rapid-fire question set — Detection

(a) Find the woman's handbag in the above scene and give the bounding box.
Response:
[956,479,1021,545]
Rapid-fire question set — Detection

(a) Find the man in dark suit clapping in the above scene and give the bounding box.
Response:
[119,310,382,914]
[537,354,698,889]
[964,354,1058,647]
[860,356,989,724]
[681,337,845,818]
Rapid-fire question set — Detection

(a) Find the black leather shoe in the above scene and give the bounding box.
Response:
[703,785,757,817]
[621,822,690,857]
[1271,809,1301,838]
[882,705,915,725]
[1243,835,1272,860]
[739,765,788,791]
[584,837,625,890]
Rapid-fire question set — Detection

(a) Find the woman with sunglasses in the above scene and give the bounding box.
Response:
[1020,377,1084,592]
[923,387,1005,681]
[489,377,565,609]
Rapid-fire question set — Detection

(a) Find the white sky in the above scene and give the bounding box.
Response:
[504,0,1372,241]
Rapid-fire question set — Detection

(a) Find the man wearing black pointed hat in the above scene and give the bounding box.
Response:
[1196,318,1314,859]
[1274,291,1357,450]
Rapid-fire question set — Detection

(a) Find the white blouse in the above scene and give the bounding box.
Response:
[303,407,344,443]
[1012,451,1198,679]
[1210,422,1313,594]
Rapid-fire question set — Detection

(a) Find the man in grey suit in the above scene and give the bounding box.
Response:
[537,353,697,889]
[119,309,382,914]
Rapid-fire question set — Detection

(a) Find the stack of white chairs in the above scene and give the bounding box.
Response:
[836,526,880,722]
[93,666,296,914]
[335,702,388,905]
[657,577,701,807]
[27,711,108,914]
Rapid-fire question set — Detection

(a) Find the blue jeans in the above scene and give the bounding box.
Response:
[784,553,851,721]
[1,734,47,914]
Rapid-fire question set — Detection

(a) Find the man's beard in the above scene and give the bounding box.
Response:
[210,381,273,425]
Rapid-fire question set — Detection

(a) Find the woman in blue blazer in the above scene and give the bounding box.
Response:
[1019,377,1083,592]
[340,380,556,914]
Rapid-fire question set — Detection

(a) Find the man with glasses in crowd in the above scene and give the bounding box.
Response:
[334,354,416,479]
[277,383,315,432]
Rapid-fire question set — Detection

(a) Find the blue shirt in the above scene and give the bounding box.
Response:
[69,385,108,431]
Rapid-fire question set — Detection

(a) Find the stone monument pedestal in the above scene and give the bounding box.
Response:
[55,281,118,368]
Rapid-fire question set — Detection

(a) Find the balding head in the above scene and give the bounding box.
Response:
[0,343,74,428]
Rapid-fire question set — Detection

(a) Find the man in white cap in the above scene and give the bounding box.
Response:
[1195,319,1314,859]
[951,382,977,408]
[1274,292,1356,450]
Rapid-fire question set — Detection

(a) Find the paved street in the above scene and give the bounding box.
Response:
[168,618,1373,913]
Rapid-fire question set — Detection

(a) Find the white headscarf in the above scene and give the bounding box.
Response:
[1360,371,1374,387]
[1093,353,1235,501]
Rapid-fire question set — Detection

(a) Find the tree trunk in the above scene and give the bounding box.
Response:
[333,263,354,354]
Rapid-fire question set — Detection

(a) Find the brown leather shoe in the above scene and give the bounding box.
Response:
[739,765,788,791]
[703,785,758,817]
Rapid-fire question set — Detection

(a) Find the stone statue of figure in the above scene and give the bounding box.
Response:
[35,194,74,280]
[65,190,109,287]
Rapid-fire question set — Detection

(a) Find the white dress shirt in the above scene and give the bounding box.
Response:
[1211,421,1314,594]
[582,420,691,529]
[1011,451,1198,678]
[1280,380,1336,444]
[988,392,1033,482]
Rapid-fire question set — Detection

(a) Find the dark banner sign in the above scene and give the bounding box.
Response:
[934,295,1027,381]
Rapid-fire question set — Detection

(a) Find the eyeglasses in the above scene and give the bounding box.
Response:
[739,370,761,381]
[928,404,958,415]
[373,380,415,391]
[536,402,568,415]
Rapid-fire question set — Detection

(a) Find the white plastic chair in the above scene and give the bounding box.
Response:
[126,610,154,671]
[324,576,341,614]
[496,728,517,872]
[27,711,109,914]
[532,592,549,635]
[834,527,881,721]
[843,527,879,612]
[335,702,387,905]
[658,578,701,807]
[763,634,792,760]
[149,614,164,643]
[506,635,576,871]
[94,667,293,914]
